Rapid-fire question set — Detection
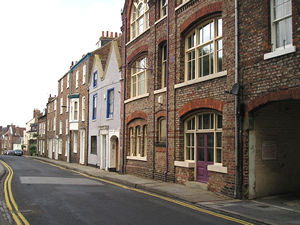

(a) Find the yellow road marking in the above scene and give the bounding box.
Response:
[0,160,30,225]
[35,159,253,225]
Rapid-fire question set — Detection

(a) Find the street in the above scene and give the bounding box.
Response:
[0,156,252,225]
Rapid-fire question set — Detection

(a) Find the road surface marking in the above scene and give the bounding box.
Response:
[36,159,253,225]
[19,176,103,185]
[0,159,30,225]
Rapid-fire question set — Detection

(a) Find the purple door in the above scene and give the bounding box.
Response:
[196,133,214,182]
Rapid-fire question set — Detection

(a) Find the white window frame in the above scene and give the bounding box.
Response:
[82,65,86,84]
[60,79,63,93]
[185,18,223,81]
[184,112,223,165]
[82,96,85,121]
[67,73,70,88]
[66,119,68,135]
[130,0,149,40]
[66,97,69,112]
[59,120,62,134]
[76,71,79,88]
[160,0,167,18]
[53,117,56,132]
[60,98,63,114]
[131,57,147,98]
[264,0,295,60]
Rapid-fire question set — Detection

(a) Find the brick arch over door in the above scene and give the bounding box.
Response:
[246,88,300,113]
[180,1,223,33]
[126,111,148,124]
[178,98,225,118]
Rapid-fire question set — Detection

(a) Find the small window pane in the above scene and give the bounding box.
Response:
[217,19,222,36]
[216,149,222,163]
[216,132,222,147]
[188,33,196,48]
[198,115,203,130]
[187,117,195,130]
[203,114,210,129]
[203,23,211,43]
[217,115,222,129]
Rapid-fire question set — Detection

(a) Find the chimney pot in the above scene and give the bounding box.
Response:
[106,31,109,37]
[115,32,118,37]
[102,31,104,37]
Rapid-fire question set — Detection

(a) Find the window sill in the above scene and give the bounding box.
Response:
[126,28,150,46]
[207,164,227,174]
[264,45,296,60]
[124,93,150,104]
[155,15,167,25]
[175,71,227,89]
[174,160,195,168]
[127,156,147,161]
[175,0,191,11]
[154,87,166,95]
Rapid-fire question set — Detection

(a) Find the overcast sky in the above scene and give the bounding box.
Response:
[0,0,124,127]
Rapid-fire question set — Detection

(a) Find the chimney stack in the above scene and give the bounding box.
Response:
[96,30,119,48]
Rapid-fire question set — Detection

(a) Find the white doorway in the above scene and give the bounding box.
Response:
[80,130,85,165]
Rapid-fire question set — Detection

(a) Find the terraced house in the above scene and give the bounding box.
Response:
[120,0,299,199]
[88,38,122,171]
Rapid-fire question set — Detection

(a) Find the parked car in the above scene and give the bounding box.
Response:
[6,150,15,155]
[14,150,23,156]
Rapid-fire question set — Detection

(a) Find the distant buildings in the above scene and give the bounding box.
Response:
[0,124,25,154]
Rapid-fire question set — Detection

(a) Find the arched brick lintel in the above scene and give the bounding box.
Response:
[247,88,300,112]
[126,111,148,124]
[156,111,166,119]
[180,2,223,33]
[127,45,148,64]
[178,98,225,118]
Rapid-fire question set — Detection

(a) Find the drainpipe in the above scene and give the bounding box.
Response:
[164,0,170,182]
[234,0,241,199]
[86,56,90,166]
[121,16,127,174]
[68,70,73,163]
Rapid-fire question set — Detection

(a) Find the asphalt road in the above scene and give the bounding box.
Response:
[0,156,245,225]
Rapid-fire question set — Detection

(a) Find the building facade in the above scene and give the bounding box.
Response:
[239,0,300,199]
[88,39,122,171]
[46,95,57,159]
[120,0,299,198]
[23,109,41,155]
[0,125,25,154]
[37,110,47,157]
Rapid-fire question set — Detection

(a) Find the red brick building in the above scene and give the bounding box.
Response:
[120,0,299,198]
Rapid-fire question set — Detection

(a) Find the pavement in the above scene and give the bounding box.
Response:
[1,156,300,225]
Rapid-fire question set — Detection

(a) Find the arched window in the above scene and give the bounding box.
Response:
[131,0,149,40]
[127,123,147,159]
[185,18,223,81]
[131,57,147,97]
[184,112,222,164]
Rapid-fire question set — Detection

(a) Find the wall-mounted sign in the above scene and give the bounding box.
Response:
[262,141,277,160]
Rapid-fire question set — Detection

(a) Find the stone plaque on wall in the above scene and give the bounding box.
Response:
[262,141,277,160]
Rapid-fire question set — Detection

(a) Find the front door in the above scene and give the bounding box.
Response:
[196,133,214,182]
